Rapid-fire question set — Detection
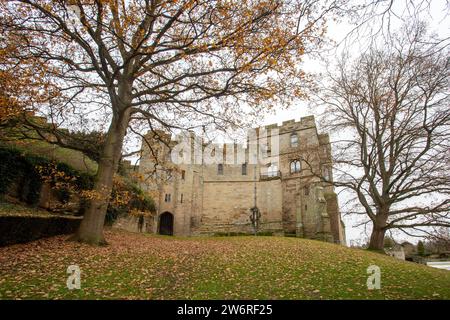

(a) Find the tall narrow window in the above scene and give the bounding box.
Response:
[164,194,171,202]
[242,163,247,175]
[180,193,183,203]
[290,133,298,147]
[167,169,173,181]
[323,167,331,181]
[218,163,224,175]
[181,170,185,180]
[290,160,301,173]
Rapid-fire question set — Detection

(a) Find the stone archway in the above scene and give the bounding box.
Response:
[158,212,174,235]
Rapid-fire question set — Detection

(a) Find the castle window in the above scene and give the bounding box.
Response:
[218,163,224,175]
[290,160,301,173]
[242,163,247,175]
[164,194,171,202]
[267,163,278,177]
[323,167,331,181]
[290,133,298,147]
[180,193,183,203]
[305,204,308,211]
[181,170,185,180]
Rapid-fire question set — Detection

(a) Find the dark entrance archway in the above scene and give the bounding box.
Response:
[158,212,174,235]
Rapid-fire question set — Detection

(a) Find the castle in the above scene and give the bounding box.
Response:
[115,115,346,244]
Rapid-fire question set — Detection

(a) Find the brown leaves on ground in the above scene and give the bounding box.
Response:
[0,229,449,300]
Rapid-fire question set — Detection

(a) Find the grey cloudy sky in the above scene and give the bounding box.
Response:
[258,0,450,245]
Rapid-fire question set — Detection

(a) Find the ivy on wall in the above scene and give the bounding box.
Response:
[0,148,48,205]
[0,146,155,222]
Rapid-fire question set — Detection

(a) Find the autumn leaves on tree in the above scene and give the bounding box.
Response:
[0,0,338,244]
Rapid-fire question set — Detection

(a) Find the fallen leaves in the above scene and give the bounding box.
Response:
[0,229,449,300]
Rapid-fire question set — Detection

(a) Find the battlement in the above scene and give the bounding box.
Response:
[263,115,316,132]
[135,114,345,244]
[318,133,330,145]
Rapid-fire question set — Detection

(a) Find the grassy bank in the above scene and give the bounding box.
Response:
[0,229,449,299]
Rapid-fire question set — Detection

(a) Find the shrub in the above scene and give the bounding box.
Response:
[0,146,95,206]
[418,241,426,256]
[0,148,46,205]
[0,216,82,246]
[0,148,21,194]
[0,146,155,224]
[105,177,156,225]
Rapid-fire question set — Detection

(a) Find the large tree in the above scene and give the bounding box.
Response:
[0,0,339,244]
[314,24,450,250]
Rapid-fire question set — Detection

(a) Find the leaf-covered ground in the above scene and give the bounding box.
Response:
[0,229,449,300]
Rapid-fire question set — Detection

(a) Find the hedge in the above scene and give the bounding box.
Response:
[0,216,82,246]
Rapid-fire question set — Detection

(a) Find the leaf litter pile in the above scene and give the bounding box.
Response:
[1,229,449,299]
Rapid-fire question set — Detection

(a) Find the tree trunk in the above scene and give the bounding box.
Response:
[368,210,388,251]
[71,110,130,245]
[367,226,386,250]
[71,78,133,245]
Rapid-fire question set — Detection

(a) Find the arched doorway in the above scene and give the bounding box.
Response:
[158,212,174,235]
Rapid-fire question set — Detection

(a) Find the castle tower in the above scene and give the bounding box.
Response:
[117,116,346,245]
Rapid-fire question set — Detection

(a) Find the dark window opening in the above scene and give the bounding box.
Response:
[242,163,247,175]
[218,163,224,175]
[181,170,185,180]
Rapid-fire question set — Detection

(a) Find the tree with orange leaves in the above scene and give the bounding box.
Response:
[0,31,56,125]
[0,0,341,245]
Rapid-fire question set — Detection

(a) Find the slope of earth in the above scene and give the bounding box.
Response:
[0,229,449,299]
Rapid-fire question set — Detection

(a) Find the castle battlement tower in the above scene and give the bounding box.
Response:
[116,115,346,244]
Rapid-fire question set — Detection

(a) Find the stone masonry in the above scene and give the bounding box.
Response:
[118,115,346,244]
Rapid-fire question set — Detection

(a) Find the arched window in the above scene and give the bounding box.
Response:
[290,160,301,173]
[217,163,224,175]
[290,133,298,147]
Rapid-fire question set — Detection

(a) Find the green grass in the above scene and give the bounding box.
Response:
[0,229,449,300]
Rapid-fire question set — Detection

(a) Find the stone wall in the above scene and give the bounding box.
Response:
[193,178,283,235]
[135,116,346,245]
[113,215,155,234]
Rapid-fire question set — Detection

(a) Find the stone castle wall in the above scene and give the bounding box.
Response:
[116,116,346,245]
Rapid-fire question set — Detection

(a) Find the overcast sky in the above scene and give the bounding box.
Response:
[256,0,450,245]
[127,1,449,245]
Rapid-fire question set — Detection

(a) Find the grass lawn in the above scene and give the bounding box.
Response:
[0,229,449,300]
